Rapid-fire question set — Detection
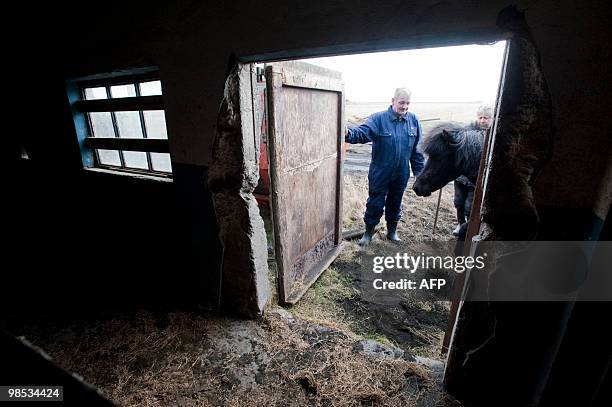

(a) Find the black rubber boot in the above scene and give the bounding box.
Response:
[387,221,401,242]
[358,223,376,247]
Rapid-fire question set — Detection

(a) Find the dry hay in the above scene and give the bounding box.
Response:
[251,311,435,407]
[14,308,456,407]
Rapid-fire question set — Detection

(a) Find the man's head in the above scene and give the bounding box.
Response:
[392,88,412,117]
[477,105,493,130]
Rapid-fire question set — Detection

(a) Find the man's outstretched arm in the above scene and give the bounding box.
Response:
[345,116,378,144]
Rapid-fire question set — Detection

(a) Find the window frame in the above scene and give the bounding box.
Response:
[67,69,172,177]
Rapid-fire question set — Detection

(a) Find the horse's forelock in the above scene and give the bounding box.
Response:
[423,125,484,177]
[423,122,464,155]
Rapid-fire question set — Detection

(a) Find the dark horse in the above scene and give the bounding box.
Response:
[412,122,485,238]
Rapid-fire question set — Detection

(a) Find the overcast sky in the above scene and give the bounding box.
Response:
[302,41,506,104]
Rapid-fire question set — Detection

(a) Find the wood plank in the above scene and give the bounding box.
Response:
[285,243,344,304]
[274,60,344,92]
[74,95,164,112]
[75,68,159,88]
[266,61,344,304]
[277,87,339,171]
[276,157,338,268]
[335,83,345,245]
[84,137,169,153]
[265,65,289,301]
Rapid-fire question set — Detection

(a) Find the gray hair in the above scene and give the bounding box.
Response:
[477,105,493,117]
[393,88,412,99]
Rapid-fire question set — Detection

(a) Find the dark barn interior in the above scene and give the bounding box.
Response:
[4,1,611,406]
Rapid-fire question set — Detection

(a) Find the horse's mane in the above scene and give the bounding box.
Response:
[423,121,485,178]
[423,121,463,155]
[457,129,485,177]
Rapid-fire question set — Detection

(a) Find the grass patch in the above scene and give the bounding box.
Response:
[359,331,398,348]
[342,172,368,231]
[289,267,359,333]
[288,266,422,354]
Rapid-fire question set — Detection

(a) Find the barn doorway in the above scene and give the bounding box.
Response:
[240,41,507,359]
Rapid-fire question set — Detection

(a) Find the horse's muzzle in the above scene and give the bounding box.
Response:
[412,182,431,197]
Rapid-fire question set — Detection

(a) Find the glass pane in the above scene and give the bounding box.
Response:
[97,149,121,166]
[139,80,162,96]
[110,84,136,98]
[143,110,168,139]
[150,153,172,172]
[21,146,30,159]
[84,87,107,100]
[89,112,115,137]
[123,151,149,170]
[115,111,144,138]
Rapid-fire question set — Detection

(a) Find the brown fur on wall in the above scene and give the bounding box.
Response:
[481,5,555,240]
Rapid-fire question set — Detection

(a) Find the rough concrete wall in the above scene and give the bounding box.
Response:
[32,0,611,319]
[158,0,504,166]
[525,0,612,218]
[52,1,506,166]
[208,63,270,317]
[50,1,611,221]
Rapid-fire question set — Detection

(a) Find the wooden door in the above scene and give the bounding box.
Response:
[265,61,345,304]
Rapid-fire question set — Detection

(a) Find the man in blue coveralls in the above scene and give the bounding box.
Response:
[345,88,425,246]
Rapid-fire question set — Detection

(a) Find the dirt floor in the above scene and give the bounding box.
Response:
[12,307,465,407]
[6,166,461,407]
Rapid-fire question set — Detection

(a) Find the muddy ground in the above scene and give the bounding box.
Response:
[292,171,458,360]
[6,173,461,407]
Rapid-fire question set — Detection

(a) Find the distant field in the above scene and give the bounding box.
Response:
[346,101,483,133]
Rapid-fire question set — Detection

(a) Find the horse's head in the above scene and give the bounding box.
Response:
[413,125,465,197]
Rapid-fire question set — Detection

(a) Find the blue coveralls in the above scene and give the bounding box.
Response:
[346,106,425,227]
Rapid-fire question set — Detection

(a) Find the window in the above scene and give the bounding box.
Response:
[70,71,172,175]
[20,145,30,160]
